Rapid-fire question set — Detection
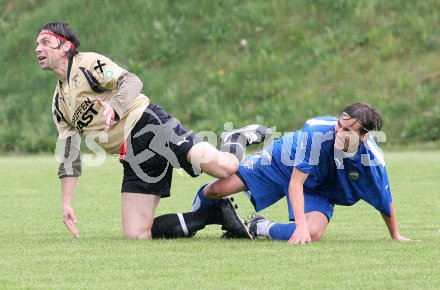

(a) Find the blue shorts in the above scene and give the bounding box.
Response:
[237,151,334,221]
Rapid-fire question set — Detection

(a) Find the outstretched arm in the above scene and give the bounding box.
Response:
[56,132,81,237]
[61,176,79,237]
[381,202,412,241]
[287,168,311,244]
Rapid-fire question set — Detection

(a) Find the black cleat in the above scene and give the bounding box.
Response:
[219,197,253,239]
[220,124,272,146]
[220,230,236,239]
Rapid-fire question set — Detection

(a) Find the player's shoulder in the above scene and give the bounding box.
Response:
[303,116,337,132]
[75,52,110,66]
[362,136,386,167]
[306,116,337,125]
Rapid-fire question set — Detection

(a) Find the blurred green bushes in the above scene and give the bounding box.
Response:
[0,0,439,152]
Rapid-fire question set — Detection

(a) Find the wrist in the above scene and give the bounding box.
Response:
[295,220,307,227]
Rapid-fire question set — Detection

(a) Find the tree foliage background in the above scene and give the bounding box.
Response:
[0,0,439,152]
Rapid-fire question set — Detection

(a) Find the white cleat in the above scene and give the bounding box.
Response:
[220,124,272,146]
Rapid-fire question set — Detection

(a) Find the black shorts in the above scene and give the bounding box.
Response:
[120,103,202,197]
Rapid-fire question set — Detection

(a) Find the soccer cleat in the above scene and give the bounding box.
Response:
[218,197,253,239]
[247,214,269,239]
[220,230,236,239]
[220,124,272,146]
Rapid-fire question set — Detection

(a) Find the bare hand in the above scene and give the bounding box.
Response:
[98,98,115,132]
[288,224,311,245]
[62,205,79,238]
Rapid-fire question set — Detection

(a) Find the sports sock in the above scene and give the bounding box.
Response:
[220,133,248,161]
[152,208,222,239]
[255,219,275,237]
[191,184,219,211]
[267,223,296,240]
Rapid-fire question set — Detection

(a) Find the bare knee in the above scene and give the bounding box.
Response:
[204,182,225,199]
[309,227,324,242]
[121,193,160,240]
[213,155,239,179]
[306,212,328,242]
[123,227,153,240]
[188,143,239,179]
[205,174,245,200]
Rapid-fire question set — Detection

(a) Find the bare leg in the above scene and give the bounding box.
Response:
[306,211,329,242]
[204,174,248,199]
[190,173,247,212]
[187,142,239,179]
[121,192,160,240]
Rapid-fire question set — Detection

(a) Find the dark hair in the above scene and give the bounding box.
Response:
[342,103,383,134]
[38,21,80,58]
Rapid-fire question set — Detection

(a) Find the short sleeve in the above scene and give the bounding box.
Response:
[293,124,314,174]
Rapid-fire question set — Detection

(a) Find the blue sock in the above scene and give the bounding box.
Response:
[268,223,296,240]
[191,184,219,211]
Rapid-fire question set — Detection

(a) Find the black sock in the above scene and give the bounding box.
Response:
[151,207,222,239]
[220,133,247,161]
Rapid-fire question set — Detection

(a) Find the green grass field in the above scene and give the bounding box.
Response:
[0,152,439,289]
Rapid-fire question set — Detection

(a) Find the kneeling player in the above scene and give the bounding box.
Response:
[192,103,413,244]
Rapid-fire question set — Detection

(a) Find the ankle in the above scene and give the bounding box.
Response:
[256,220,274,237]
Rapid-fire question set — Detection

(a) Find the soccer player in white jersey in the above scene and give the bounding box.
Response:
[192,103,413,244]
[36,21,271,239]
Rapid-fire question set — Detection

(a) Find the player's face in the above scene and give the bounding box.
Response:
[334,114,363,154]
[35,30,68,70]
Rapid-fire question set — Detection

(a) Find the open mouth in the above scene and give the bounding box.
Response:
[38,56,46,61]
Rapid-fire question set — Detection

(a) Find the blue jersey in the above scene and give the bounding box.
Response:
[329,138,393,216]
[269,117,337,195]
[239,116,393,217]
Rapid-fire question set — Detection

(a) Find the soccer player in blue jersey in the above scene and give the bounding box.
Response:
[192,103,412,244]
